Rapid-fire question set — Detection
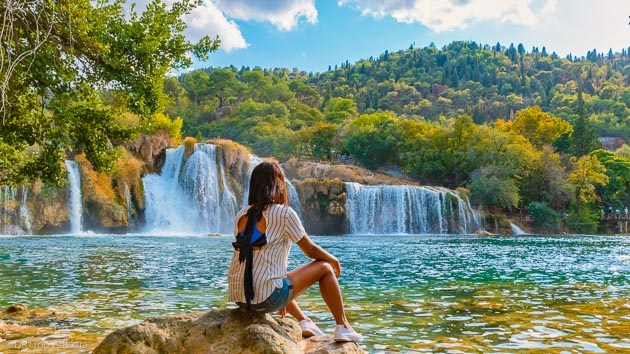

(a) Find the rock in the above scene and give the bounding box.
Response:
[94,308,363,354]
[304,336,365,354]
[475,230,495,236]
[327,201,345,215]
[125,131,171,171]
[5,303,28,313]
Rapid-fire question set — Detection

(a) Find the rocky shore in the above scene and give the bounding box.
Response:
[94,308,364,354]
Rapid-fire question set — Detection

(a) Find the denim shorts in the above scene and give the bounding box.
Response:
[237,277,293,313]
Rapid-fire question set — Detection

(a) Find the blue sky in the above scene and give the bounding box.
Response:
[177,0,630,73]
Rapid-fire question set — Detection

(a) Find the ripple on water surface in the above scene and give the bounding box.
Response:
[0,234,629,352]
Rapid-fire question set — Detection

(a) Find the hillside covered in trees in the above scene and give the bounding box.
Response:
[164,41,630,233]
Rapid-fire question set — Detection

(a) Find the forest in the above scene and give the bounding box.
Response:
[164,41,630,233]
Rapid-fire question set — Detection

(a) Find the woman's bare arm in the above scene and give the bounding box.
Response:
[296,235,341,278]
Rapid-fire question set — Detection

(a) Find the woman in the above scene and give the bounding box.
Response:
[228,161,363,342]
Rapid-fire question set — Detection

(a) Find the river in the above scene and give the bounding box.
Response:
[0,234,629,352]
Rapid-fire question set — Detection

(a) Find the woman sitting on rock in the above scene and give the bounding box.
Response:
[228,161,363,342]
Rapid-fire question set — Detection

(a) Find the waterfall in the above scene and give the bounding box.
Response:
[65,160,83,234]
[345,182,481,234]
[511,223,527,235]
[143,144,239,234]
[218,153,238,232]
[285,179,301,216]
[143,146,193,233]
[0,186,24,234]
[19,186,32,234]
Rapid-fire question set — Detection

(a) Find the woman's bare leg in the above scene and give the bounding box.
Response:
[285,300,307,321]
[286,260,352,329]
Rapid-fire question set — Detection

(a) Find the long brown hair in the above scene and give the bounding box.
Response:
[247,161,288,210]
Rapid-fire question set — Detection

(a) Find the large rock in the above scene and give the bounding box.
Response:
[125,131,172,172]
[292,178,348,235]
[94,308,364,354]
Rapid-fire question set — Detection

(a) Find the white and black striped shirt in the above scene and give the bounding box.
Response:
[228,204,305,304]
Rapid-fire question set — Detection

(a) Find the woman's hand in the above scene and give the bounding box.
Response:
[279,307,287,318]
[329,256,341,278]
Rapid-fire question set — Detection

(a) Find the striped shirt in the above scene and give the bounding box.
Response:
[228,204,306,304]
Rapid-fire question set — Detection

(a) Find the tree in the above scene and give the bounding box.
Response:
[342,112,395,169]
[0,0,218,185]
[567,155,609,213]
[207,68,242,107]
[468,165,520,210]
[571,90,601,156]
[510,106,573,148]
[589,149,630,207]
[323,98,358,124]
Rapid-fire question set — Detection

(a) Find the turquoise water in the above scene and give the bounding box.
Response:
[1,234,629,352]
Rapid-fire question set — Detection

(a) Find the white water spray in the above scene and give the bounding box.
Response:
[65,160,83,234]
[345,182,481,234]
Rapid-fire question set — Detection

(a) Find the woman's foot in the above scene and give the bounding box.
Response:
[299,319,325,337]
[334,325,364,342]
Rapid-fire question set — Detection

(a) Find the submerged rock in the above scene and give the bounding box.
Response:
[94,308,364,354]
[5,304,28,314]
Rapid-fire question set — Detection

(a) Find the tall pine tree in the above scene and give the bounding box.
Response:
[572,89,601,156]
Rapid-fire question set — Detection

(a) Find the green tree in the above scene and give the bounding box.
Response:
[589,149,630,207]
[468,165,520,210]
[567,155,609,213]
[324,98,358,124]
[0,0,217,185]
[342,112,395,169]
[527,202,561,229]
[571,90,601,156]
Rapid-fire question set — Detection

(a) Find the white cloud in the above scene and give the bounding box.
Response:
[215,0,318,31]
[122,1,248,52]
[337,0,558,32]
[185,2,248,51]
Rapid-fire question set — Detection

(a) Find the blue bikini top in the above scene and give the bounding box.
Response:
[237,222,264,243]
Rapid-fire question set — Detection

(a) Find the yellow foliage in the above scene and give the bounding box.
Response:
[117,112,140,129]
[112,148,145,210]
[568,155,609,207]
[74,154,127,227]
[183,136,197,159]
[511,106,572,148]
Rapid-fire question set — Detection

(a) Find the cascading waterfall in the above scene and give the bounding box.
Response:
[218,153,238,232]
[0,186,30,235]
[285,179,301,217]
[143,144,240,234]
[143,146,193,233]
[345,182,481,234]
[65,160,83,234]
[19,186,32,234]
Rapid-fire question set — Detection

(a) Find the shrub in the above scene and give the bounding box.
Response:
[183,136,197,159]
[527,201,560,229]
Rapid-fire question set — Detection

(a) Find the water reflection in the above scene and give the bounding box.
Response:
[0,234,629,352]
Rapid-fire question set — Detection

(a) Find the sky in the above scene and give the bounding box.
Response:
[172,0,630,73]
